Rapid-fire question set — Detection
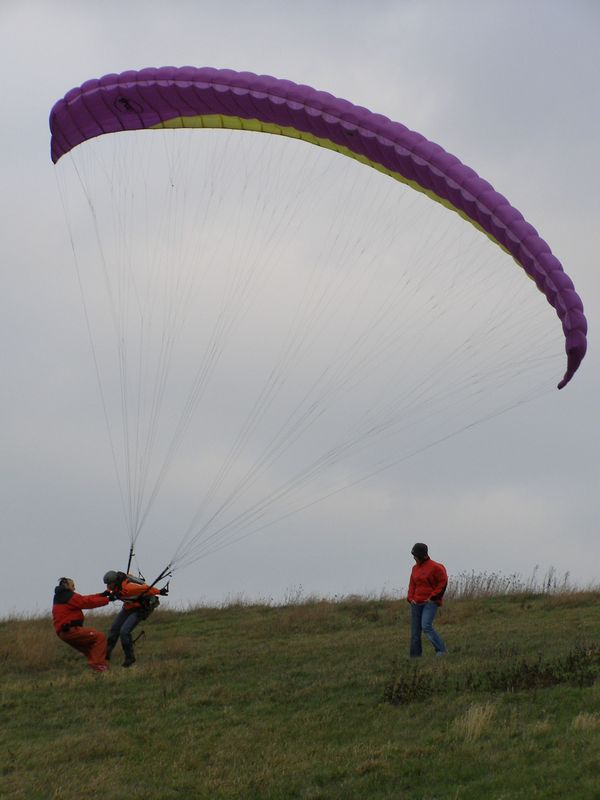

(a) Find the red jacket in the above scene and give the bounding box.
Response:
[52,588,109,633]
[407,558,448,606]
[116,577,161,610]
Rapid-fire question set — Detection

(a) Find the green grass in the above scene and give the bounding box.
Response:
[1,591,600,799]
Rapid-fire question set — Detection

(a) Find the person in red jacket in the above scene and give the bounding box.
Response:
[407,543,448,657]
[103,570,167,667]
[52,577,113,672]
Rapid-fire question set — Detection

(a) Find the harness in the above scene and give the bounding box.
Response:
[113,546,172,624]
[116,576,161,618]
[134,593,160,620]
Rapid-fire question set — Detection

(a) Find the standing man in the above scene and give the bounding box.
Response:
[52,577,113,672]
[407,543,448,657]
[103,571,167,667]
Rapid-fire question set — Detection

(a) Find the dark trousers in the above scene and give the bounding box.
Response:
[106,608,143,658]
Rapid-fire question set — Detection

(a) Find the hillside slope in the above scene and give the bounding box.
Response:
[1,592,600,799]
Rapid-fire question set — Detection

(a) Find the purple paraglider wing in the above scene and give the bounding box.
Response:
[49,66,587,388]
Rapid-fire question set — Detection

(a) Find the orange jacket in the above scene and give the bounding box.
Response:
[52,588,109,633]
[116,577,161,610]
[407,558,448,606]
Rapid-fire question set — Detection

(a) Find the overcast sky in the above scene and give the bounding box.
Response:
[1,0,598,618]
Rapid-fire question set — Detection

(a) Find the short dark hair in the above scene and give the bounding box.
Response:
[411,542,428,558]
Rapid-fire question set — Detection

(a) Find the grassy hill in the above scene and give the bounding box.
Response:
[1,586,600,799]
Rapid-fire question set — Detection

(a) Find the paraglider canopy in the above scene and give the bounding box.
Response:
[50,66,586,388]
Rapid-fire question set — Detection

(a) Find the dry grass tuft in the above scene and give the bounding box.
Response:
[446,566,579,600]
[528,720,553,736]
[572,712,600,731]
[0,618,58,672]
[452,702,496,741]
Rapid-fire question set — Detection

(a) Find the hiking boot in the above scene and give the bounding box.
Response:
[122,655,136,668]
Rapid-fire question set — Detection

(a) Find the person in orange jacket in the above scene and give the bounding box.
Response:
[52,577,113,672]
[407,543,448,657]
[103,570,167,667]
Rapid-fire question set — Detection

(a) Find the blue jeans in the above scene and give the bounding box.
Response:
[410,601,446,656]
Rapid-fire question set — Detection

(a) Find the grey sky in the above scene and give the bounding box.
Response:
[1,0,598,617]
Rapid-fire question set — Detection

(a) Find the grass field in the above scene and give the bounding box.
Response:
[1,582,600,799]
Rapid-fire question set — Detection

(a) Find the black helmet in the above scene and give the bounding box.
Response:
[103,570,119,585]
[411,542,429,559]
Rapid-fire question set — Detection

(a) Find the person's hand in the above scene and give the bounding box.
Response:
[159,587,169,596]
[101,590,111,597]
